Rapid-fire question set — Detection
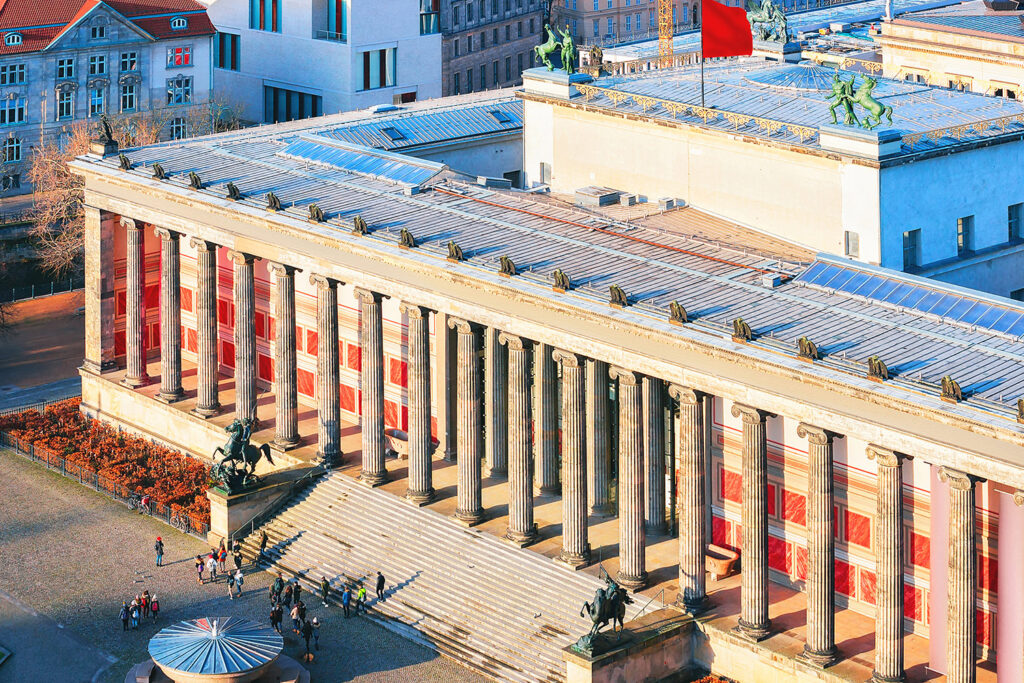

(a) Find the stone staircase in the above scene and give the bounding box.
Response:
[238,471,653,682]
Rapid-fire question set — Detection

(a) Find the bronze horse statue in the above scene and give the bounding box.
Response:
[579,574,633,644]
[851,76,893,130]
[212,418,273,489]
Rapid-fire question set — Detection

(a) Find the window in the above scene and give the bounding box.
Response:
[1011,288,1024,302]
[169,117,187,140]
[902,229,920,269]
[454,71,461,95]
[90,25,106,40]
[505,55,511,81]
[361,47,395,90]
[593,0,598,8]
[492,0,498,13]
[492,60,498,84]
[593,19,598,36]
[0,97,24,125]
[89,55,106,75]
[466,68,473,92]
[517,53,522,76]
[625,15,631,30]
[454,38,459,57]
[505,24,510,40]
[480,31,485,48]
[453,4,460,26]
[607,17,613,35]
[167,46,192,67]
[530,18,535,33]
[120,51,138,72]
[4,33,21,46]
[467,35,472,53]
[216,32,240,70]
[479,65,486,89]
[2,137,20,163]
[2,174,20,189]
[170,16,188,30]
[493,27,498,44]
[57,90,73,119]
[844,231,860,258]
[517,20,522,37]
[467,2,474,20]
[421,0,440,34]
[0,63,25,85]
[380,126,405,141]
[956,215,974,256]
[1007,202,1024,242]
[57,58,74,79]
[121,84,137,111]
[166,76,193,104]
[89,88,104,117]
[250,0,282,32]
[263,85,322,123]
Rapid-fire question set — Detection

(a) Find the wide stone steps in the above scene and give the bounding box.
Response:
[240,471,653,683]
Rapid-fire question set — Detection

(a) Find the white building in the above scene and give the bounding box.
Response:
[201,0,442,124]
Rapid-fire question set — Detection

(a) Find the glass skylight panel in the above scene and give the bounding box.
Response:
[974,306,1006,329]
[822,268,856,290]
[1007,316,1024,336]
[883,282,916,304]
[379,126,406,141]
[944,298,976,321]
[896,287,929,309]
[990,311,1022,334]
[841,271,872,294]
[489,109,512,124]
[917,290,944,313]
[866,278,899,301]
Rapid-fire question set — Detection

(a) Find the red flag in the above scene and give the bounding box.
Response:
[701,0,753,59]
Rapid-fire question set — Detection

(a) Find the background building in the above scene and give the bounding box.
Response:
[440,0,546,95]
[0,0,215,195]
[200,0,442,124]
[552,0,696,46]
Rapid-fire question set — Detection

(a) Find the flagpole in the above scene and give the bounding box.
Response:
[700,18,706,108]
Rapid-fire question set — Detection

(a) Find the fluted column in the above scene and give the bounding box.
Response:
[356,288,387,486]
[484,326,508,478]
[154,228,183,402]
[587,359,613,516]
[669,385,707,613]
[941,466,981,683]
[643,377,666,535]
[502,333,537,546]
[121,218,149,388]
[535,343,560,495]
[312,275,342,467]
[867,445,907,683]
[402,303,435,505]
[555,350,589,567]
[269,264,300,449]
[189,238,220,417]
[799,423,838,667]
[732,403,773,641]
[227,250,257,422]
[450,317,484,525]
[612,366,646,590]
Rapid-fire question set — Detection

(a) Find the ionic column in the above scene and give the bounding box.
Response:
[121,218,149,388]
[669,385,707,613]
[155,228,184,402]
[189,238,220,417]
[587,359,613,516]
[643,377,666,535]
[798,423,838,667]
[269,264,300,449]
[941,466,981,683]
[501,332,537,546]
[402,303,435,505]
[355,288,387,486]
[450,317,484,525]
[484,326,508,478]
[554,350,589,567]
[227,250,257,422]
[312,275,342,467]
[732,403,773,641]
[867,445,907,683]
[535,343,560,495]
[612,366,646,590]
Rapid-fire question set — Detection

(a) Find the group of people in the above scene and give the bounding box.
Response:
[268,572,321,656]
[194,539,246,596]
[119,590,159,630]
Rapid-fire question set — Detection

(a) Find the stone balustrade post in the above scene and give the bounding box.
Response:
[554,349,589,567]
[154,228,184,402]
[189,238,220,417]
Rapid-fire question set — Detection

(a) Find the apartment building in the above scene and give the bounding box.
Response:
[552,0,696,45]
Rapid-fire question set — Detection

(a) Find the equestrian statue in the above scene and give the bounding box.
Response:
[211,416,274,491]
[535,24,576,74]
[827,73,894,130]
[746,0,789,43]
[573,572,634,655]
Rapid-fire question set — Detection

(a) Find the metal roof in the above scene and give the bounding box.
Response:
[279,136,448,187]
[897,13,1024,39]
[149,617,282,675]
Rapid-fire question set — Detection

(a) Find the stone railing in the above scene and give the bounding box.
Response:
[901,112,1024,149]
[590,49,703,76]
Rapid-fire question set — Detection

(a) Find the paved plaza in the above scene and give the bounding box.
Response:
[0,449,486,683]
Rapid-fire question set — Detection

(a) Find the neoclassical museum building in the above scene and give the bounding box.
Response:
[71,66,1024,683]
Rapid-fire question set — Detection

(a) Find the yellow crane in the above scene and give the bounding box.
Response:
[658,0,674,65]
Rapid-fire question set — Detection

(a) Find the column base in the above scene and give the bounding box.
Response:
[316,450,344,469]
[486,467,507,479]
[191,403,221,419]
[405,488,436,506]
[868,671,906,683]
[271,436,302,452]
[733,619,772,642]
[504,525,538,547]
[589,503,615,518]
[536,484,561,496]
[616,570,648,591]
[359,470,388,487]
[453,508,485,527]
[121,375,150,389]
[555,546,591,570]
[798,645,838,668]
[155,388,185,404]
[645,521,668,536]
[82,359,116,375]
[674,593,710,616]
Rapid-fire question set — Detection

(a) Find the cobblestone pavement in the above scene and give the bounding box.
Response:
[0,450,489,683]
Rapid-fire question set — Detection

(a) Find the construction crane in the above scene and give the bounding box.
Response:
[658,0,674,65]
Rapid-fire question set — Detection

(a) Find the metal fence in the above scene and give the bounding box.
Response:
[0,277,84,303]
[0,396,77,417]
[0,431,210,539]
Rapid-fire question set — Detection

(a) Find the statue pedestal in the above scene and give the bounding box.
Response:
[752,40,802,63]
[522,67,593,101]
[562,608,695,683]
[818,124,903,159]
[206,465,323,548]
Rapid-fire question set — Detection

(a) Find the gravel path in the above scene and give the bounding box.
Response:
[0,449,489,683]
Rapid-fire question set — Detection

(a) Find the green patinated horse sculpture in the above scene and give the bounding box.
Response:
[535,24,560,71]
[852,76,893,130]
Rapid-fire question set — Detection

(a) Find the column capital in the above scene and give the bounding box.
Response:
[399,302,431,319]
[447,316,476,334]
[153,227,179,242]
[552,349,584,367]
[119,216,139,231]
[797,423,838,445]
[225,249,257,265]
[309,273,340,289]
[730,403,774,424]
[267,261,299,277]
[939,466,985,490]
[354,287,386,304]
[1014,490,1024,506]
[866,445,910,468]
[189,236,218,252]
[609,366,640,386]
[498,331,530,350]
[667,384,705,405]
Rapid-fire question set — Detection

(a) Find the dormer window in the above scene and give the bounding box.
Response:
[4,33,22,46]
[170,16,188,30]
[91,25,106,40]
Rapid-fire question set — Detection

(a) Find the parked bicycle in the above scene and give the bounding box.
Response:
[171,512,191,533]
[128,492,153,516]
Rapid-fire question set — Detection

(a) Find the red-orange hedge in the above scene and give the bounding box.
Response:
[0,399,210,522]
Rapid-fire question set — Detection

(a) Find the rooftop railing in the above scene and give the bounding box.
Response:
[314,29,347,43]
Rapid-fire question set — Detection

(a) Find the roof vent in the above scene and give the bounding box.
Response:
[761,273,782,288]
[489,109,512,124]
[658,197,676,210]
[476,176,511,189]
[379,126,405,142]
[373,104,400,114]
[575,186,620,207]
[4,33,22,46]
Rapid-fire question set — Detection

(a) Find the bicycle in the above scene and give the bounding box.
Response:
[127,493,152,516]
[171,512,191,534]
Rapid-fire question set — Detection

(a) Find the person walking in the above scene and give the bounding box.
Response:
[356,583,367,615]
[301,619,313,658]
[320,577,330,607]
[259,530,268,562]
[120,602,129,631]
[218,544,228,573]
[234,570,244,598]
[150,595,160,620]
[297,600,307,624]
[282,584,293,610]
[375,571,386,602]
[293,580,302,605]
[270,603,283,634]
[206,553,218,582]
[154,537,164,567]
[129,600,140,629]
[141,590,151,618]
[341,586,352,619]
[311,617,321,650]
[226,572,236,599]
[233,548,243,572]
[290,603,301,633]
[196,555,205,584]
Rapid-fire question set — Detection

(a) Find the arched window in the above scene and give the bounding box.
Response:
[3,137,21,163]
[170,16,188,30]
[4,33,22,46]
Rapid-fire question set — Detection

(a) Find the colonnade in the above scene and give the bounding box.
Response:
[117,217,985,681]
